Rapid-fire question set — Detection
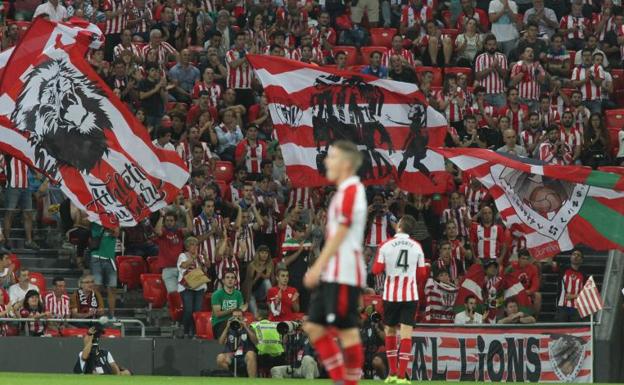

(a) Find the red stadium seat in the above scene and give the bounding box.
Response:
[140,274,167,309]
[168,292,184,322]
[8,253,20,272]
[606,109,624,129]
[146,257,162,274]
[29,272,47,294]
[370,28,397,48]
[607,128,620,159]
[62,328,90,338]
[1,288,8,305]
[612,69,624,90]
[362,294,384,315]
[415,66,443,87]
[214,161,234,183]
[360,46,388,65]
[104,328,122,338]
[332,46,358,66]
[243,311,255,325]
[441,10,452,27]
[193,312,214,339]
[445,66,473,86]
[116,256,147,290]
[201,292,213,311]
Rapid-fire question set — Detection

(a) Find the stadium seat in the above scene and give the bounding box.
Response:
[201,292,213,311]
[140,274,167,309]
[370,28,397,48]
[360,46,388,65]
[362,294,384,315]
[612,69,624,91]
[104,328,122,338]
[243,312,255,325]
[168,292,184,322]
[445,66,473,86]
[29,272,47,294]
[193,311,214,339]
[146,256,162,274]
[332,46,358,66]
[214,161,234,183]
[415,66,443,87]
[606,109,624,129]
[607,128,620,159]
[61,328,90,338]
[116,256,147,290]
[441,10,452,27]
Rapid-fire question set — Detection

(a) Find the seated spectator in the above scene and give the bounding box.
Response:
[571,49,605,114]
[44,277,70,321]
[454,295,484,324]
[152,127,175,151]
[243,245,274,316]
[0,252,15,290]
[424,267,458,323]
[177,237,209,338]
[497,299,536,324]
[216,308,258,378]
[360,51,388,79]
[559,0,589,51]
[267,267,300,322]
[155,210,192,293]
[555,249,586,322]
[18,290,49,336]
[70,275,105,319]
[454,18,483,67]
[559,110,583,164]
[496,128,528,156]
[188,90,219,128]
[508,249,542,315]
[582,112,611,169]
[8,269,39,307]
[498,88,529,134]
[212,270,247,339]
[334,51,348,71]
[469,206,506,266]
[388,55,418,84]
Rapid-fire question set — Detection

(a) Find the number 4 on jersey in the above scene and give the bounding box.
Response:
[396,249,409,271]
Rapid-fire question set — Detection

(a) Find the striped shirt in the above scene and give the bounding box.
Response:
[176,141,213,168]
[140,42,177,67]
[511,61,545,100]
[103,0,130,35]
[459,184,488,217]
[193,213,224,264]
[538,106,561,130]
[559,15,589,40]
[375,233,426,302]
[44,292,70,319]
[469,223,504,260]
[424,278,457,323]
[113,42,142,59]
[215,255,240,290]
[129,5,152,34]
[287,188,315,210]
[7,158,29,189]
[498,104,529,133]
[400,5,432,29]
[557,267,585,307]
[591,13,615,41]
[560,126,583,153]
[382,48,415,68]
[474,52,508,94]
[441,207,469,238]
[571,64,605,101]
[366,213,396,247]
[234,139,267,174]
[435,87,466,123]
[233,223,255,263]
[192,81,222,104]
[225,49,253,89]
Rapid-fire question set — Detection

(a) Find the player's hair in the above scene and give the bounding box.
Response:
[332,140,363,172]
[398,215,417,236]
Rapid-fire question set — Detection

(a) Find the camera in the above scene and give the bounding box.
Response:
[277,320,302,335]
[229,317,242,332]
[89,322,106,343]
[369,312,381,323]
[373,203,383,213]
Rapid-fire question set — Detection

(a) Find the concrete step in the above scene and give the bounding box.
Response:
[19,256,72,269]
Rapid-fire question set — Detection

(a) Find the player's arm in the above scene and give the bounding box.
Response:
[304,224,349,288]
[371,246,385,275]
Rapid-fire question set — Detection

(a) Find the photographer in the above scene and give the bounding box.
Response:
[360,305,387,380]
[271,323,320,379]
[74,326,121,375]
[365,193,397,249]
[216,308,258,377]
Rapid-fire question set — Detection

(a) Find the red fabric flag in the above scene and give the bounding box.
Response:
[575,276,603,318]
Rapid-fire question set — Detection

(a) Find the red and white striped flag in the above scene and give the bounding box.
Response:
[247,55,449,194]
[576,276,603,318]
[0,18,188,228]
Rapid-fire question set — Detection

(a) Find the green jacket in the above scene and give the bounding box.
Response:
[252,319,283,357]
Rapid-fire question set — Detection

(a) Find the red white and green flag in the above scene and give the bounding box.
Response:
[435,147,624,260]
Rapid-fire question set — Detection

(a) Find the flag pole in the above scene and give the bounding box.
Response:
[590,312,594,383]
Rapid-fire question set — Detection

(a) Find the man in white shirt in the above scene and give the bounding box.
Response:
[152,127,175,152]
[497,129,528,157]
[488,0,520,55]
[33,0,68,22]
[8,269,39,307]
[454,295,484,324]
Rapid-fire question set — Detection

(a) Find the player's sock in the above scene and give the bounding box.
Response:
[385,336,398,376]
[313,334,345,382]
[397,338,413,379]
[344,343,364,385]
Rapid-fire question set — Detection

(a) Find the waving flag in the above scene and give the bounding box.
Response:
[436,147,624,259]
[0,18,188,227]
[576,276,603,318]
[247,55,448,194]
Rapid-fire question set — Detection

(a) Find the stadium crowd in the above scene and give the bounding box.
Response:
[0,0,614,376]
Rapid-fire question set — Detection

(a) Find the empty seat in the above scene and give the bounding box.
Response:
[29,272,47,294]
[116,255,147,290]
[332,46,358,66]
[193,311,214,339]
[370,28,397,48]
[214,161,234,183]
[146,256,162,274]
[606,109,624,129]
[360,46,388,65]
[141,274,167,309]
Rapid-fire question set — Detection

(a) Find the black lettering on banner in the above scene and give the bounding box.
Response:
[487,340,504,382]
[477,335,486,382]
[525,337,541,382]
[459,338,476,381]
[412,336,428,380]
[506,337,524,382]
[429,337,447,380]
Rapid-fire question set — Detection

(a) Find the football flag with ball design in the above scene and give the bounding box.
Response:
[434,148,624,260]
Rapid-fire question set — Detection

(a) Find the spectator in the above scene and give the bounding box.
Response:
[388,55,418,84]
[538,124,574,165]
[70,275,105,319]
[211,270,247,339]
[571,49,605,114]
[113,29,142,61]
[510,46,546,111]
[90,223,119,317]
[365,193,397,248]
[433,241,463,284]
[267,267,300,321]
[497,128,528,156]
[177,237,209,338]
[457,0,489,32]
[382,35,415,68]
[499,87,529,133]
[559,0,590,51]
[582,112,610,169]
[488,0,520,56]
[469,205,506,266]
[559,109,583,164]
[555,249,586,322]
[537,95,561,131]
[123,219,158,258]
[424,267,458,323]
[152,6,178,49]
[569,90,590,133]
[279,224,312,310]
[361,51,388,79]
[215,109,244,162]
[3,158,39,250]
[482,260,504,323]
[474,34,509,108]
[235,125,268,178]
[44,277,70,320]
[33,0,68,22]
[155,210,193,293]
[226,32,255,108]
[18,290,49,336]
[334,51,348,71]
[138,62,168,129]
[508,249,542,315]
[520,112,545,156]
[243,245,274,316]
[514,22,548,62]
[400,0,432,40]
[454,295,484,324]
[454,18,483,66]
[0,252,15,290]
[233,202,265,270]
[168,49,200,103]
[418,21,454,67]
[497,299,536,324]
[544,33,570,79]
[215,308,258,377]
[436,74,467,131]
[8,269,39,307]
[523,0,558,39]
[194,199,225,269]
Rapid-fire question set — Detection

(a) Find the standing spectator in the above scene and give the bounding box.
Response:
[537,95,561,131]
[211,270,247,339]
[279,224,312,310]
[102,0,132,61]
[510,47,546,111]
[571,49,605,114]
[454,295,484,324]
[243,245,274,316]
[235,125,268,178]
[233,203,265,272]
[382,35,415,68]
[474,34,509,108]
[582,113,610,169]
[538,125,574,165]
[70,275,105,319]
[508,249,542,314]
[575,35,609,68]
[559,110,583,164]
[498,87,529,133]
[168,49,200,103]
[90,223,119,317]
[523,0,559,39]
[544,34,571,80]
[155,210,193,293]
[3,158,38,250]
[215,109,244,162]
[18,290,49,336]
[193,68,222,104]
[0,252,15,290]
[267,267,300,322]
[520,112,545,156]
[33,0,68,22]
[351,0,379,28]
[441,192,470,240]
[434,241,463,284]
[140,29,178,67]
[226,32,255,109]
[365,194,397,248]
[44,277,70,319]
[400,0,432,39]
[194,199,224,267]
[488,0,520,56]
[153,5,178,47]
[555,249,586,322]
[559,0,590,51]
[8,269,39,307]
[436,74,467,131]
[469,205,506,266]
[569,90,590,133]
[497,129,528,156]
[113,29,142,61]
[177,237,208,338]
[514,22,549,62]
[139,62,168,130]
[127,0,153,41]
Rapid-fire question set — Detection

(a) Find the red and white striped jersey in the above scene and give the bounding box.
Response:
[557,267,585,307]
[459,184,488,217]
[113,42,142,59]
[560,126,583,152]
[538,106,561,130]
[591,13,615,41]
[424,278,457,323]
[366,213,397,247]
[288,187,315,210]
[234,223,255,263]
[7,157,29,189]
[290,46,324,64]
[229,184,243,203]
[192,81,222,104]
[469,222,505,260]
[309,26,337,49]
[435,87,466,123]
[448,238,467,271]
[538,141,573,165]
[193,213,224,264]
[176,141,213,167]
[234,139,267,174]
[129,5,153,34]
[322,176,367,287]
[474,52,508,94]
[140,42,177,66]
[571,64,605,101]
[572,106,590,132]
[441,206,469,238]
[466,102,495,128]
[199,0,215,13]
[225,49,253,89]
[559,15,590,40]
[382,48,415,68]
[509,234,526,258]
[498,104,529,133]
[44,292,70,318]
[434,257,461,282]
[215,255,241,289]
[511,61,545,101]
[102,0,130,35]
[519,128,541,150]
[400,5,432,29]
[375,233,425,302]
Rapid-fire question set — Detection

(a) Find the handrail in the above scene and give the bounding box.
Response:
[0,317,146,337]
[411,322,592,328]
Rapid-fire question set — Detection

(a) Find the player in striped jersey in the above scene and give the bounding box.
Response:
[372,215,427,385]
[303,141,367,385]
[555,249,586,321]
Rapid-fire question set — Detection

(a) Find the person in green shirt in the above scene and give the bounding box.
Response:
[211,270,247,338]
[90,222,119,317]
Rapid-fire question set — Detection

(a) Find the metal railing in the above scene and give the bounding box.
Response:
[0,317,146,337]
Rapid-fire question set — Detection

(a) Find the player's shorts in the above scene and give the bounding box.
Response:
[383,300,418,327]
[308,282,361,329]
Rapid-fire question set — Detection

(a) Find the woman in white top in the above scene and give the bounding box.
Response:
[454,18,483,67]
[177,237,209,337]
[488,0,520,55]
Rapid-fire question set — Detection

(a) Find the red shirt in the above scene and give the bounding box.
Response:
[156,228,184,268]
[508,262,540,293]
[187,104,218,126]
[267,286,298,321]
